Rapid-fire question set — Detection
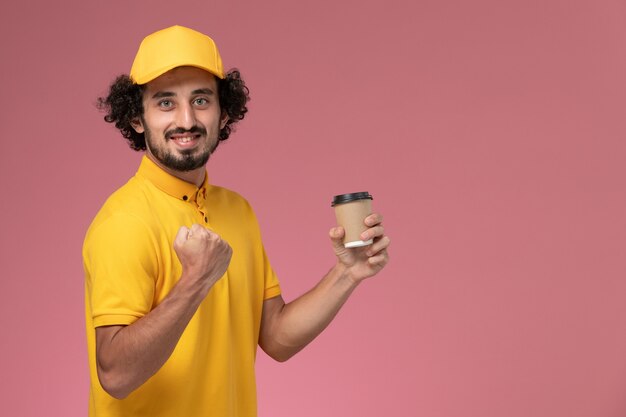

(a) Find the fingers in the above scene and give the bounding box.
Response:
[360,225,384,242]
[365,213,383,227]
[360,212,385,241]
[329,211,390,279]
[175,224,217,248]
[184,224,222,244]
[189,223,207,238]
[363,235,390,272]
[367,251,389,266]
[174,224,232,262]
[365,235,391,257]
[364,235,390,269]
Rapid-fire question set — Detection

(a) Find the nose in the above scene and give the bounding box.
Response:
[175,103,196,130]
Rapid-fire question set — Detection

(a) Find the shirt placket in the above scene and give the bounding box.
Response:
[195,188,210,227]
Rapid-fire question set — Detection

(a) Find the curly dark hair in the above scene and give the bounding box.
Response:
[96,69,250,151]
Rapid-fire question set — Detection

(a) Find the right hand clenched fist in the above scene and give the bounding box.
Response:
[173,224,232,292]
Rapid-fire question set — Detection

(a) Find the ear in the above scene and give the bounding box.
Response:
[130,117,145,134]
[220,112,229,130]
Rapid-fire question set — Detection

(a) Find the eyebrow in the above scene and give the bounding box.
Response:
[151,91,175,99]
[191,88,215,96]
[150,88,215,100]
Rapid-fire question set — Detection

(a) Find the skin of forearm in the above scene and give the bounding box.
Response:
[96,275,209,399]
[265,263,359,361]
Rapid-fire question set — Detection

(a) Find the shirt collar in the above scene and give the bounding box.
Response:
[136,155,209,203]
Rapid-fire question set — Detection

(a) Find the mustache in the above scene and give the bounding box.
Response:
[165,126,207,140]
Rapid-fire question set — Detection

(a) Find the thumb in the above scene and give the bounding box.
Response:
[329,227,347,255]
[174,226,190,250]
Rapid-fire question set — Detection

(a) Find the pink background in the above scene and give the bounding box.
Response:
[1,0,626,416]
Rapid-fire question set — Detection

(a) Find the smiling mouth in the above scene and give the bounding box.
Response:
[166,132,205,148]
[165,126,208,149]
[171,135,199,143]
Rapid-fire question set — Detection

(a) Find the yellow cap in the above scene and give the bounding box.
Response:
[130,25,225,84]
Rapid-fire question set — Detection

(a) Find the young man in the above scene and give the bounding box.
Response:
[84,25,390,417]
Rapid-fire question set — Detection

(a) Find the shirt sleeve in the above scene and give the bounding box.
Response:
[262,244,281,300]
[84,212,159,327]
[238,196,282,300]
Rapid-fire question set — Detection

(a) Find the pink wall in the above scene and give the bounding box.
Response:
[2,0,626,416]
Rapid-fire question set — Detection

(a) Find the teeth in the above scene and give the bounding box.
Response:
[176,137,193,143]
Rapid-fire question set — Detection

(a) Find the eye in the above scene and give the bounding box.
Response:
[193,97,209,106]
[158,100,173,109]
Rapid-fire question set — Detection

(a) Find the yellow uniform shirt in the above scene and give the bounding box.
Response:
[83,156,281,417]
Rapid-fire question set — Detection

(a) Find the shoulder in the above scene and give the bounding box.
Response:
[98,176,154,215]
[84,177,158,247]
[207,184,256,215]
[207,184,248,203]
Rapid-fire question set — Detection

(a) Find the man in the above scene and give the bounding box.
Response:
[84,25,390,417]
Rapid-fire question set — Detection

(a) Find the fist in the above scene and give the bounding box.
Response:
[173,224,232,291]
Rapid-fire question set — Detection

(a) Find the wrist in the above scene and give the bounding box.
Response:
[331,262,361,291]
[177,271,212,303]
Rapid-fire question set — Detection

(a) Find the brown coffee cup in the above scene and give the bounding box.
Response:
[331,192,374,248]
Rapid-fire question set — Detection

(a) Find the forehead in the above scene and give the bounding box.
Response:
[143,66,218,97]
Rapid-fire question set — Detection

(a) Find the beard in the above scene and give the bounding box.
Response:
[144,125,217,172]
